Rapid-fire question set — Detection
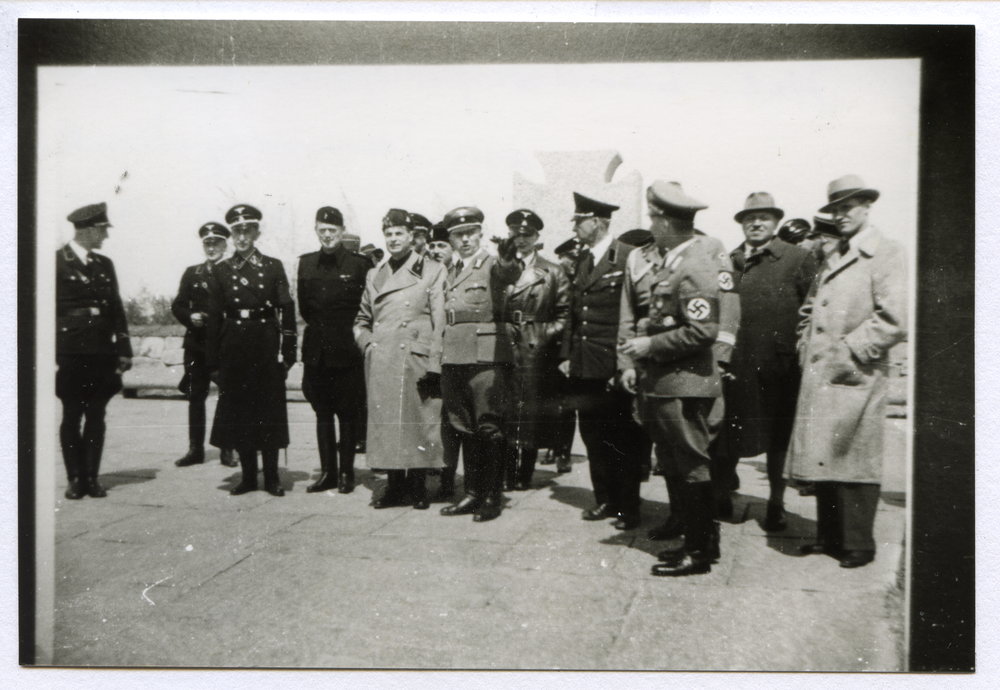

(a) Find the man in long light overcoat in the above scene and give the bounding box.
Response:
[787,175,907,569]
[354,209,448,510]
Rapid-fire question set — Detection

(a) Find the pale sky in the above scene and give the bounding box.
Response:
[38,59,919,298]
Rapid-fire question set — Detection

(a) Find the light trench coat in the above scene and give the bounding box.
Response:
[786,225,907,484]
[354,252,447,470]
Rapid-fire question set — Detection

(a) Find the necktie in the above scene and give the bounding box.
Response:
[583,249,595,275]
[839,239,851,256]
[455,259,464,274]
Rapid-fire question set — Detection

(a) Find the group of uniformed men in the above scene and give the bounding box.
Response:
[56,173,907,577]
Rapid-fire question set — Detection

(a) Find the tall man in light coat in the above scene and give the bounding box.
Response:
[354,209,448,510]
[787,175,907,569]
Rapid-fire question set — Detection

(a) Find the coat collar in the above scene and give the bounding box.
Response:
[578,239,623,290]
[375,250,421,300]
[449,248,488,289]
[230,247,263,271]
[510,254,549,296]
[821,225,884,283]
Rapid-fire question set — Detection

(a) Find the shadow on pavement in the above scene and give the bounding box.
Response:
[545,484,597,512]
[99,468,160,490]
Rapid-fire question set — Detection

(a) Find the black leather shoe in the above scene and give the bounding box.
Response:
[175,449,205,467]
[556,452,572,474]
[373,491,409,509]
[473,497,502,522]
[582,504,615,521]
[800,543,838,556]
[86,478,107,498]
[441,495,480,516]
[651,552,712,577]
[657,545,685,562]
[306,473,338,493]
[230,480,258,496]
[264,483,285,497]
[648,514,685,540]
[612,516,641,531]
[413,497,430,510]
[64,478,87,500]
[338,472,355,494]
[838,550,875,569]
[219,449,238,467]
[502,478,515,492]
[763,503,787,532]
[539,450,556,465]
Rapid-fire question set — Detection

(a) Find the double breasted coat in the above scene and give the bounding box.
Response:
[786,226,907,484]
[727,239,819,457]
[501,253,571,448]
[205,248,297,451]
[354,251,447,470]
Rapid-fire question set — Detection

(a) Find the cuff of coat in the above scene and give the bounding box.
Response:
[712,339,734,365]
[844,330,885,363]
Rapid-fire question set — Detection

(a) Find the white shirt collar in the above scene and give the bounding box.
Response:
[744,238,772,258]
[68,240,90,264]
[587,233,613,263]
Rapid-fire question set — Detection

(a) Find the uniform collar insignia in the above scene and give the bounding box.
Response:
[411,255,424,278]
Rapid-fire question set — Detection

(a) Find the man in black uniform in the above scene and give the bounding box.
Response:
[206,204,298,496]
[172,222,236,468]
[408,213,432,256]
[559,193,645,530]
[297,206,371,494]
[56,202,132,499]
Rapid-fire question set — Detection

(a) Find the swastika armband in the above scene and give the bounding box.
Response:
[718,270,735,292]
[682,296,719,323]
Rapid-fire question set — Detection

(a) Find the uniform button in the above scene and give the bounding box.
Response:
[582,306,588,311]
[811,354,820,363]
[400,343,406,349]
[374,322,379,327]
[401,321,408,326]
[816,326,824,333]
[405,302,410,307]
[818,462,824,466]
[582,321,587,326]
[582,336,587,341]
[259,284,264,288]
[821,299,829,306]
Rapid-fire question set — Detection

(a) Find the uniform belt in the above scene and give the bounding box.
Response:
[225,306,276,320]
[647,324,674,336]
[59,306,104,317]
[507,310,542,324]
[446,310,495,325]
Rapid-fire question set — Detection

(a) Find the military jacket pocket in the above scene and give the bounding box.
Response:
[463,284,489,307]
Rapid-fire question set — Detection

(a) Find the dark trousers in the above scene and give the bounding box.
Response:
[180,348,211,448]
[642,396,716,484]
[568,378,644,520]
[303,364,364,477]
[814,481,881,553]
[550,406,577,451]
[442,364,509,500]
[56,354,121,482]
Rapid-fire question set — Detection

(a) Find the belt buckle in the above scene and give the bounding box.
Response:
[240,309,250,318]
[512,310,523,324]
[446,310,455,326]
[89,307,100,316]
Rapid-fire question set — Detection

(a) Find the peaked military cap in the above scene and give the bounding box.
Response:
[360,243,377,255]
[443,206,485,233]
[777,218,810,244]
[430,222,451,243]
[812,214,840,238]
[199,222,230,240]
[342,233,362,252]
[572,192,619,220]
[408,213,432,235]
[646,181,707,220]
[735,192,785,223]
[505,209,544,233]
[819,174,880,213]
[617,228,654,247]
[225,204,263,227]
[554,237,580,257]
[316,206,344,226]
[382,208,412,230]
[67,202,112,229]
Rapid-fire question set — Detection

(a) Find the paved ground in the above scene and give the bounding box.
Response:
[48,393,906,670]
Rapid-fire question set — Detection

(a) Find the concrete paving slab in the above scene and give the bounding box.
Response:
[54,501,148,543]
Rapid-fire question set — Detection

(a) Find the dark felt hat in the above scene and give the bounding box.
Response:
[67,202,112,229]
[316,206,344,226]
[505,209,544,233]
[430,222,451,243]
[382,208,412,231]
[199,222,230,240]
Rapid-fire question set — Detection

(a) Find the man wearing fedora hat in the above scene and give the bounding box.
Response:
[727,192,819,532]
[787,175,907,568]
[172,222,237,468]
[56,202,132,500]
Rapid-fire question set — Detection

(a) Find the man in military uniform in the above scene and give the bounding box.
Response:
[56,202,132,499]
[172,222,236,468]
[206,204,297,496]
[618,182,726,576]
[426,222,454,267]
[500,209,571,491]
[408,213,432,256]
[438,207,522,522]
[297,206,371,494]
[621,182,741,542]
[559,192,645,530]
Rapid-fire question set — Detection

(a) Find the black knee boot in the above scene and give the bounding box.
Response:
[374,470,409,508]
[307,419,339,493]
[474,436,506,523]
[262,449,284,496]
[338,419,356,495]
[502,443,517,492]
[649,475,686,540]
[231,449,259,495]
[653,481,715,576]
[514,447,537,491]
[410,469,429,510]
[83,441,107,498]
[441,436,480,515]
[434,466,456,502]
[60,433,86,500]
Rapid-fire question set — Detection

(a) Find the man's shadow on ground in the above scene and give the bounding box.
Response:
[99,468,160,490]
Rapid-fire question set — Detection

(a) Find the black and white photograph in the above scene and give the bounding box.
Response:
[9,2,980,683]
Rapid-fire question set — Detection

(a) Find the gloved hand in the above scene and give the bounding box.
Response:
[496,237,518,262]
[416,371,442,400]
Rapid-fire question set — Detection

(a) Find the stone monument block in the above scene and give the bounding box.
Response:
[513,150,643,261]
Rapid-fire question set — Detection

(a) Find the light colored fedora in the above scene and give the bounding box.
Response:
[734,192,785,223]
[819,175,880,213]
